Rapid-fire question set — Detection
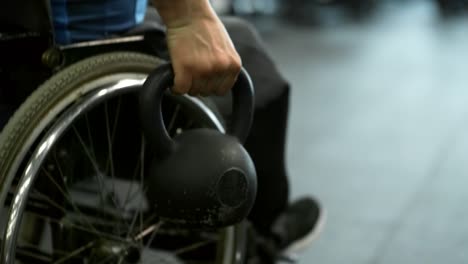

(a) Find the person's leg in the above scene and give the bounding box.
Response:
[220,17,290,236]
[142,12,324,256]
[219,19,324,261]
[245,87,291,235]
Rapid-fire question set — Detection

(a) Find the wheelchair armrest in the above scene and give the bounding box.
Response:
[57,31,168,68]
[55,7,169,68]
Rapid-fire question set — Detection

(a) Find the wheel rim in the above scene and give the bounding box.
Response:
[1,73,240,264]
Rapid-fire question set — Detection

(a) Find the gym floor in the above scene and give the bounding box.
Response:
[254,1,468,263]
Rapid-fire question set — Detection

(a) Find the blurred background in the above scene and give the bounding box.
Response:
[212,0,468,263]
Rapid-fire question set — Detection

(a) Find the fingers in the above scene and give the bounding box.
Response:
[171,54,242,97]
[190,79,206,96]
[201,75,227,97]
[172,69,192,95]
[196,74,233,97]
[165,16,243,97]
[216,55,242,96]
[216,61,241,96]
[217,72,238,96]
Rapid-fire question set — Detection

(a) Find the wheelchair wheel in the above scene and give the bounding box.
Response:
[0,52,247,264]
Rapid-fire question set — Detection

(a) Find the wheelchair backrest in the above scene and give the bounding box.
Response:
[0,0,53,108]
[0,0,53,66]
[0,0,52,33]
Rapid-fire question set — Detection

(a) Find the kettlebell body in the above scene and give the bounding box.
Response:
[146,129,256,227]
[140,64,257,228]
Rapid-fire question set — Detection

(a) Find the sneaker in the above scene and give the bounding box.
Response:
[271,196,326,255]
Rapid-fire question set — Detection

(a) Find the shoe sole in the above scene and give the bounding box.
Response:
[281,204,327,255]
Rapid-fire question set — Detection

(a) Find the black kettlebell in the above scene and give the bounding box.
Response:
[139,63,257,228]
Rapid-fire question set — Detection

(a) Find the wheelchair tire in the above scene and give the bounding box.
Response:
[0,52,247,264]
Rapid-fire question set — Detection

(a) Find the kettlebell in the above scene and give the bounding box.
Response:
[139,63,257,228]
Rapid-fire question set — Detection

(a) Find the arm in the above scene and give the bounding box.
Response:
[153,0,242,96]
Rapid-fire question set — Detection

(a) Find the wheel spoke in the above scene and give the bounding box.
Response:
[72,125,102,177]
[84,113,106,222]
[127,212,158,239]
[18,228,110,263]
[24,210,129,246]
[40,167,100,235]
[85,113,97,162]
[168,104,181,134]
[104,102,116,191]
[122,134,144,212]
[29,190,125,230]
[30,190,67,214]
[72,124,127,233]
[126,200,143,239]
[134,221,162,241]
[72,124,109,209]
[106,100,129,234]
[174,240,215,256]
[144,224,159,249]
[139,137,146,248]
[122,163,140,209]
[52,150,66,185]
[52,240,96,264]
[104,102,122,234]
[124,187,144,212]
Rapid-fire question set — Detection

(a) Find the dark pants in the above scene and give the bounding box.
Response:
[220,17,291,236]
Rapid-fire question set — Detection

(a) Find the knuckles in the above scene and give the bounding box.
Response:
[230,56,242,73]
[173,51,242,95]
[181,53,242,78]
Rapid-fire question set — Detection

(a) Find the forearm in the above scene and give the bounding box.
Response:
[152,0,217,28]
[152,0,241,96]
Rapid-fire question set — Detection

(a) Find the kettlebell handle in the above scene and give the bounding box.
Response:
[139,63,255,158]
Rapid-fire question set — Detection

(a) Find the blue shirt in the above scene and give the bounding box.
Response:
[50,0,148,44]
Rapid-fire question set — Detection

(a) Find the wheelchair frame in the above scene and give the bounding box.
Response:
[0,1,249,263]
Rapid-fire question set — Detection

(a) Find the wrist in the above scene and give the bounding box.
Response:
[153,0,217,29]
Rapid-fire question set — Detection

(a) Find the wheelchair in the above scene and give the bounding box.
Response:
[0,1,249,263]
